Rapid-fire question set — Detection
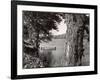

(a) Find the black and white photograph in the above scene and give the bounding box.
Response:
[23,11,90,69]
[11,1,97,79]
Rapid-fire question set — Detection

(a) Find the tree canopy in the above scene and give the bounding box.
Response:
[23,11,63,56]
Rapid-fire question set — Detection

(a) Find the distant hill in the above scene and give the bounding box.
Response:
[53,33,66,39]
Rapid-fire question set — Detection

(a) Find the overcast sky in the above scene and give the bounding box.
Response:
[51,19,67,35]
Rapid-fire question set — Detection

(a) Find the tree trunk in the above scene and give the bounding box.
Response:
[65,14,85,66]
[35,31,40,57]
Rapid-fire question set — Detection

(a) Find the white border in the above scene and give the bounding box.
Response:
[17,5,94,75]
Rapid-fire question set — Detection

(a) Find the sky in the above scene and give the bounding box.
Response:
[51,19,67,35]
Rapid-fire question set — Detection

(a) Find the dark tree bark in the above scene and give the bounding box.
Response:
[35,30,40,57]
[65,14,86,66]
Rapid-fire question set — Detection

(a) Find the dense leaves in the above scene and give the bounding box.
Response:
[23,11,63,68]
[23,11,62,46]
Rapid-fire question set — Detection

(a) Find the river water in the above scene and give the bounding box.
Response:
[40,39,68,67]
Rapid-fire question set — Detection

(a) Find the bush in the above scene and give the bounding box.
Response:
[39,51,52,67]
[23,50,52,69]
[23,53,44,69]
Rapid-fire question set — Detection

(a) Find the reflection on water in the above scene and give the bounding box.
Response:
[40,39,68,67]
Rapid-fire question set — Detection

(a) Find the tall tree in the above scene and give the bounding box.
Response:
[23,11,62,57]
[65,14,89,66]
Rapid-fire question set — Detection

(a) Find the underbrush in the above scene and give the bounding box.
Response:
[23,51,52,69]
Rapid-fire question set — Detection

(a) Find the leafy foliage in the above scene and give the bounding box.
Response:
[23,11,63,57]
[23,11,62,42]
